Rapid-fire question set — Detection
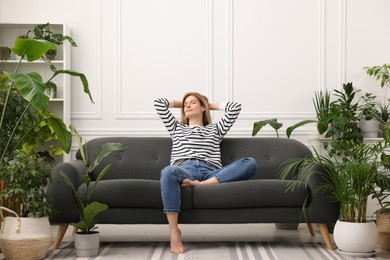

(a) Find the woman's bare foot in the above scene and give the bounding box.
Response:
[181,177,219,187]
[170,228,184,254]
[181,178,201,187]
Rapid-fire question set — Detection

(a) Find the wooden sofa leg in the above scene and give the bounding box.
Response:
[317,223,334,250]
[53,223,69,250]
[307,223,315,236]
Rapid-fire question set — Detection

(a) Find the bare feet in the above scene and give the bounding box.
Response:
[181,177,219,187]
[181,179,201,187]
[170,228,184,254]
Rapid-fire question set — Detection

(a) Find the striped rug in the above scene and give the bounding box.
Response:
[45,241,383,260]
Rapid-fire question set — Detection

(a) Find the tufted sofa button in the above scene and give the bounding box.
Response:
[117,155,122,160]
[265,156,271,161]
[153,155,158,161]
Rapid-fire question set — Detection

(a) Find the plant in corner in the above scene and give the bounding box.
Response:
[61,125,126,257]
[279,132,390,255]
[0,24,93,260]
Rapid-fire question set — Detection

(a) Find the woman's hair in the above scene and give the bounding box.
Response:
[181,92,212,126]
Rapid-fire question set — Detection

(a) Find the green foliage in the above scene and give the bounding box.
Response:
[61,125,127,233]
[0,150,54,217]
[252,118,283,137]
[364,64,390,88]
[0,24,94,163]
[280,142,390,223]
[29,23,77,47]
[358,92,380,121]
[0,23,94,217]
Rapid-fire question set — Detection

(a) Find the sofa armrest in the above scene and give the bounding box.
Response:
[304,164,340,223]
[47,160,85,223]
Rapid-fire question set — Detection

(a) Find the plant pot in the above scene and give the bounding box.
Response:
[376,210,390,251]
[378,123,390,138]
[360,119,379,138]
[333,220,377,256]
[0,207,52,260]
[0,46,11,61]
[43,49,57,61]
[74,231,100,257]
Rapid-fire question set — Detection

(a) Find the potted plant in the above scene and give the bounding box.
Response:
[370,128,390,251]
[358,92,380,138]
[0,46,11,61]
[0,24,93,259]
[279,139,390,255]
[377,102,390,137]
[61,125,126,257]
[0,149,54,259]
[27,23,77,61]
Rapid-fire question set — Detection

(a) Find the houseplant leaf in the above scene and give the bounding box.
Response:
[52,70,94,103]
[6,72,49,113]
[286,120,317,138]
[12,38,57,62]
[252,119,283,137]
[47,115,72,153]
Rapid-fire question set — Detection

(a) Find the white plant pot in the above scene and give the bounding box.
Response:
[0,207,52,260]
[360,119,379,138]
[333,220,377,256]
[74,231,100,257]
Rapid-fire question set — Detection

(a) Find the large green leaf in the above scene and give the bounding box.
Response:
[52,70,94,103]
[252,119,283,137]
[286,120,317,138]
[81,202,108,233]
[12,38,57,62]
[88,143,127,173]
[6,72,49,113]
[47,115,72,153]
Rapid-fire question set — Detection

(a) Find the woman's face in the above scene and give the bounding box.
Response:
[183,95,205,119]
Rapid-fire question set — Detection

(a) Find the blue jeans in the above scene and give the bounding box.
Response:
[160,157,258,213]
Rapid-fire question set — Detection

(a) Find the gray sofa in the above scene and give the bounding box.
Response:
[48,137,339,250]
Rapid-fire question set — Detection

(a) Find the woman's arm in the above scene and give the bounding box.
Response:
[209,103,221,110]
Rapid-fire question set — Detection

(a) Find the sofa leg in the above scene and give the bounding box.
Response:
[317,223,334,250]
[307,223,315,236]
[53,223,69,250]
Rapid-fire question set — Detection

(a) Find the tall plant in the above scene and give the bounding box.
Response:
[0,29,94,163]
[61,125,127,233]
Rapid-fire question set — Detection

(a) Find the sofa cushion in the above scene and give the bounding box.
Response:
[192,179,308,209]
[78,179,193,209]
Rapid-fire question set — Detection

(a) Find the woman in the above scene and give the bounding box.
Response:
[154,92,258,254]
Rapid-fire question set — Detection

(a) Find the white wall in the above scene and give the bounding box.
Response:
[1,0,390,150]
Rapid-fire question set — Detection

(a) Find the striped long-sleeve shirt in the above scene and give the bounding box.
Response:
[154,97,241,168]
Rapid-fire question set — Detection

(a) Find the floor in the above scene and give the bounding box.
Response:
[52,223,390,258]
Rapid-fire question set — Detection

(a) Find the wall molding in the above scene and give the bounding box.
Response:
[71,0,103,120]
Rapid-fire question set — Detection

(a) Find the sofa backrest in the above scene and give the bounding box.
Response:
[76,137,311,181]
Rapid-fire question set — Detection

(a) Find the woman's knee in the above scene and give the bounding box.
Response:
[241,157,258,175]
[161,165,180,181]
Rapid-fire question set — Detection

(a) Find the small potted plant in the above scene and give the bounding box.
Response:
[61,125,126,257]
[27,23,77,61]
[0,46,11,61]
[358,92,380,138]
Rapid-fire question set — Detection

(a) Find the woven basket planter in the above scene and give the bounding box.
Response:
[0,207,52,260]
[377,211,390,251]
